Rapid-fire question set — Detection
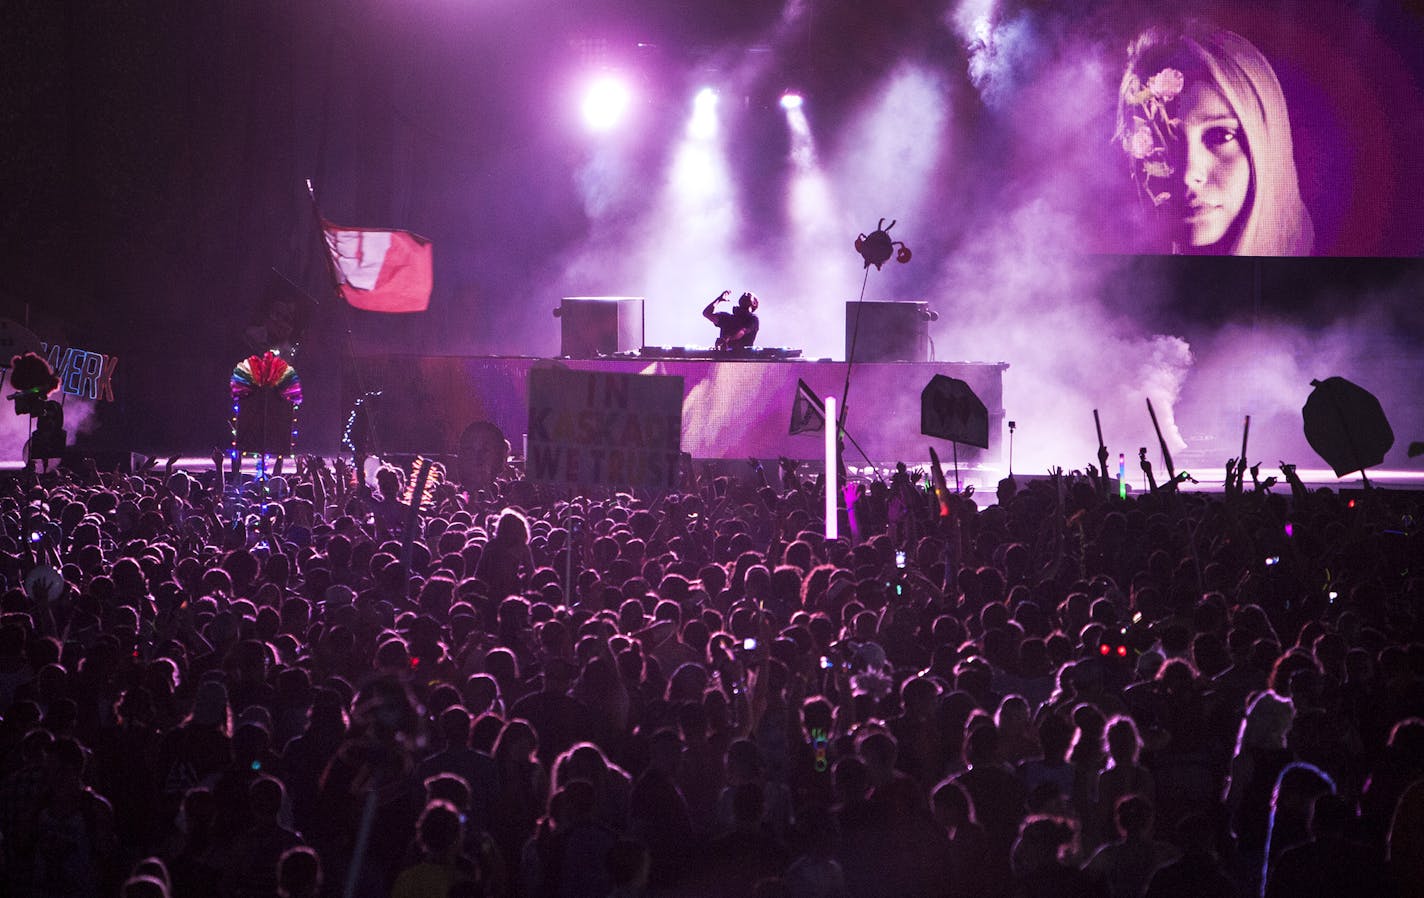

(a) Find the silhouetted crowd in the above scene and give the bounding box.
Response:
[2,453,1422,898]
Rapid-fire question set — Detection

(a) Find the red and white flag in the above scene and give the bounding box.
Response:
[323,222,433,312]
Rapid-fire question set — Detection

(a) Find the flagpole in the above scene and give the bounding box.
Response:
[306,180,347,306]
[838,267,873,436]
[839,425,877,474]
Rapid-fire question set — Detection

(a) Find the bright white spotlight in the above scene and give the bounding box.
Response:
[582,76,632,133]
[779,91,804,110]
[688,87,718,140]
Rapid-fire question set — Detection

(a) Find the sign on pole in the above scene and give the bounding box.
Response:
[921,374,989,449]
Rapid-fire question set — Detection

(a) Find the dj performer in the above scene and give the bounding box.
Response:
[702,290,760,350]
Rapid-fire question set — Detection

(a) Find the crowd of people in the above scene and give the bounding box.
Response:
[1,449,1421,898]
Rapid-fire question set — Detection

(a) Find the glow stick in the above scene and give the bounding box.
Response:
[825,396,837,540]
[1118,452,1126,499]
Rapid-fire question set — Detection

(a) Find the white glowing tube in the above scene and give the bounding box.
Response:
[825,396,837,541]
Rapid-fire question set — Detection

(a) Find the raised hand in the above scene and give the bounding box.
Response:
[1085,463,1103,496]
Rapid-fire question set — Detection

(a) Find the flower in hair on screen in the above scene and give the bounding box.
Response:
[1120,68,1185,208]
[1147,68,1185,102]
[1127,125,1155,159]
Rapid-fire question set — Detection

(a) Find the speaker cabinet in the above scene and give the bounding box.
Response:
[846,301,931,362]
[556,297,645,358]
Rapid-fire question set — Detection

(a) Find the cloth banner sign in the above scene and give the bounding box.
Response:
[324,223,433,312]
[527,368,683,489]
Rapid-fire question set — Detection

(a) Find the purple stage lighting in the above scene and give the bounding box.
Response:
[582,75,631,132]
[779,91,804,111]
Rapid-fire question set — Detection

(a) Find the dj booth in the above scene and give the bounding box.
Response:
[346,353,1008,466]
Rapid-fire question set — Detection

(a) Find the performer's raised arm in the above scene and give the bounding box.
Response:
[703,290,730,323]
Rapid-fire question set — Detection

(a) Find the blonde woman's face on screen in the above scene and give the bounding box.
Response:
[1176,80,1252,248]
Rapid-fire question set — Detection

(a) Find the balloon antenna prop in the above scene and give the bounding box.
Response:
[854,218,912,270]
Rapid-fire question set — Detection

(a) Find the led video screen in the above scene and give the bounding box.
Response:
[1051,3,1424,257]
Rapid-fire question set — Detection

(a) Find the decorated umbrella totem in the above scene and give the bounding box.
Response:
[231,351,303,458]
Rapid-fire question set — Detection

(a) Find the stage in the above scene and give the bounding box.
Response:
[344,354,1009,466]
[9,355,1421,498]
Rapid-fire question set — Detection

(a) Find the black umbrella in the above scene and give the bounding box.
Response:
[1302,376,1394,479]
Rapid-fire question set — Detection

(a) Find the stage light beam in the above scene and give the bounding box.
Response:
[640,82,737,348]
[781,94,852,361]
[780,91,804,110]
